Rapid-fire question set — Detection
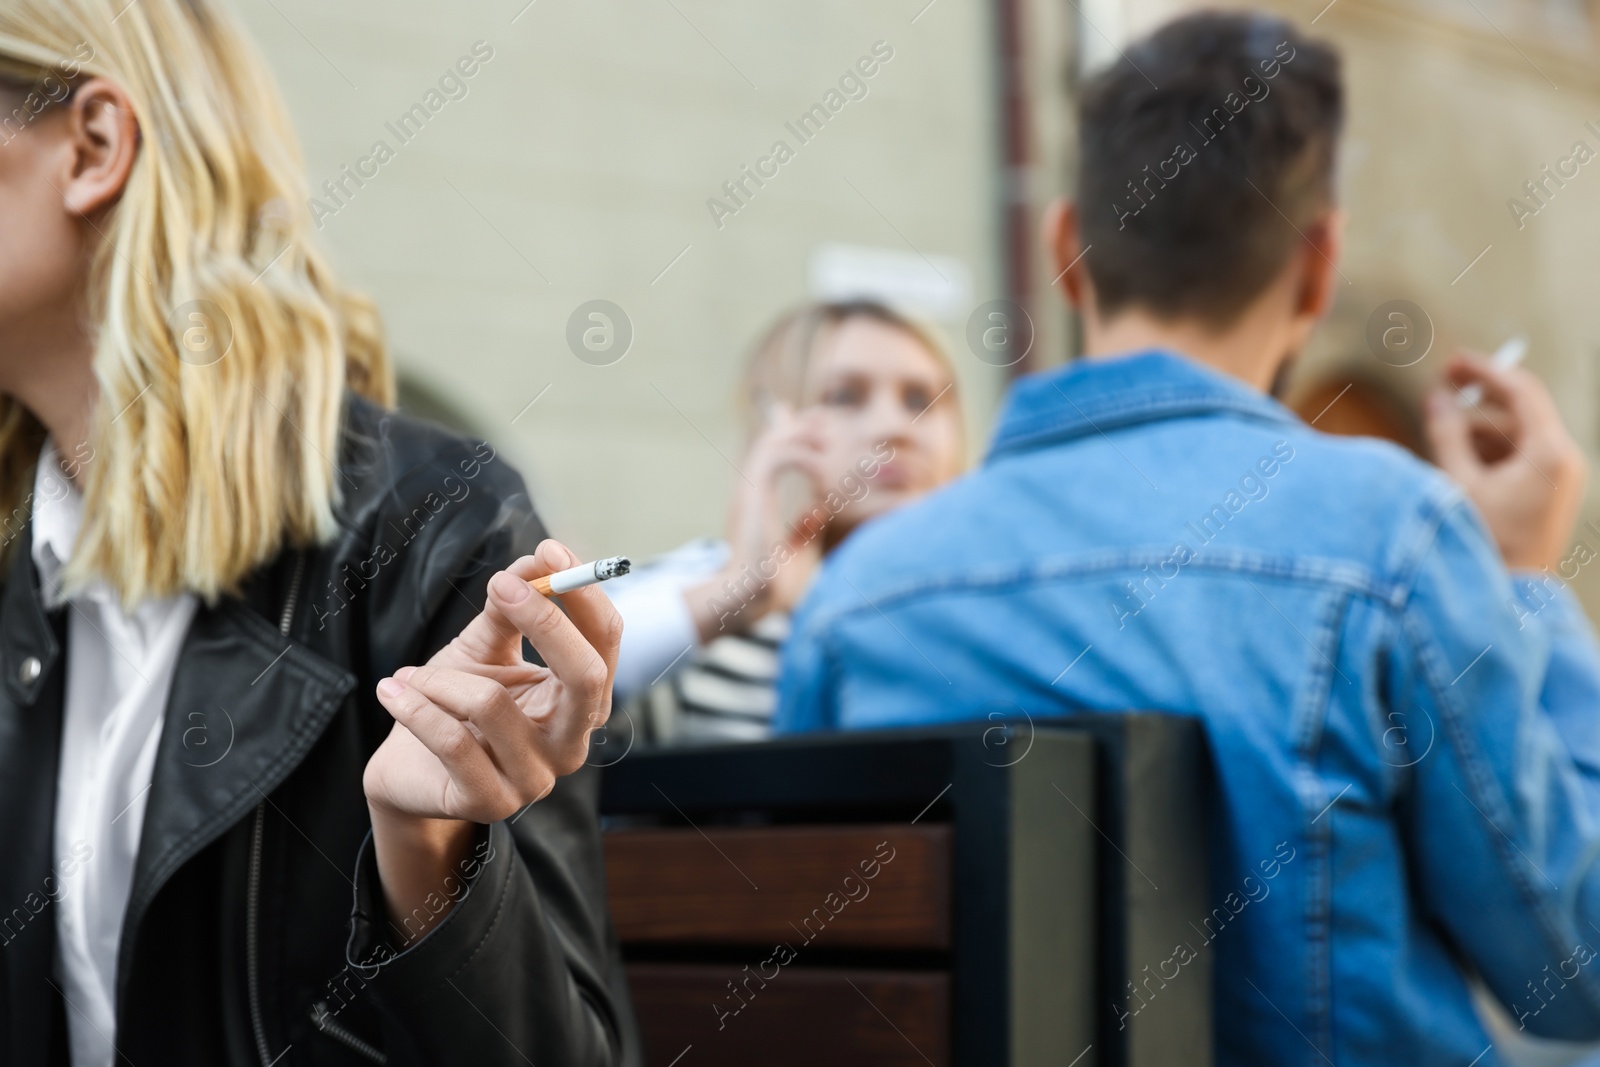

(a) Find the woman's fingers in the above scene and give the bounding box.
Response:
[449,553,547,663]
[372,537,621,821]
[750,403,828,456]
[488,542,617,683]
[749,432,828,485]
[375,674,521,819]
[398,664,548,789]
[453,542,619,679]
[430,540,617,771]
[527,540,623,681]
[482,543,612,763]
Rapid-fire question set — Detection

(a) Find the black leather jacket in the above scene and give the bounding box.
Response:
[0,397,640,1066]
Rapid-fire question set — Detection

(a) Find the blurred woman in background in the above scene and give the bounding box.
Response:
[609,300,965,744]
[0,2,632,1064]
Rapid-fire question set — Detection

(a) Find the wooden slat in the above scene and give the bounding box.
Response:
[627,962,950,1067]
[605,824,950,949]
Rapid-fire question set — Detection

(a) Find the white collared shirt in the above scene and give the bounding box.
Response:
[606,537,727,699]
[33,442,198,1067]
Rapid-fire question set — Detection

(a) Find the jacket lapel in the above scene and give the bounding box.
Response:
[0,528,68,1066]
[117,594,356,1002]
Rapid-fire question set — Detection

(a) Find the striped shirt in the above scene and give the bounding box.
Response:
[639,613,788,743]
[607,539,789,745]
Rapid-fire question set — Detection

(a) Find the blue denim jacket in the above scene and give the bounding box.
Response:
[775,351,1600,1065]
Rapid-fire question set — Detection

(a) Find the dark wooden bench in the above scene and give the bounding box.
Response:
[598,717,1211,1067]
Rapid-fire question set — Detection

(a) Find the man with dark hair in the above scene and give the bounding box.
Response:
[777,10,1600,1063]
[1076,15,1341,328]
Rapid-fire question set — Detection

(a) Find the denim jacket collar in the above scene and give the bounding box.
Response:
[986,350,1302,463]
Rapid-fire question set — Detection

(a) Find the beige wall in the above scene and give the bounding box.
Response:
[234,0,1008,563]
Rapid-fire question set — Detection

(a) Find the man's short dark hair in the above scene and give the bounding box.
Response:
[1076,10,1343,327]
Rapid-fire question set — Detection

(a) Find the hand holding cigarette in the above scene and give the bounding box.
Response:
[1456,335,1528,408]
[1426,350,1587,571]
[365,538,622,844]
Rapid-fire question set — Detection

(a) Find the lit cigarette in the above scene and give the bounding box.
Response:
[1458,335,1528,408]
[530,556,631,597]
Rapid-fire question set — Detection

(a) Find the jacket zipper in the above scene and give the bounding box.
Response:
[278,551,306,637]
[246,804,271,1066]
[246,552,385,1064]
[311,1000,388,1063]
[247,551,308,1067]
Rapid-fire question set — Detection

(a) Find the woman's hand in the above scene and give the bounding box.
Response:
[687,403,831,642]
[362,540,620,944]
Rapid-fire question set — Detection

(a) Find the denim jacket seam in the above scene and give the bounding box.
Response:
[989,395,1298,461]
[1292,589,1350,758]
[1364,603,1421,802]
[1003,365,1296,421]
[1006,390,1281,430]
[1383,482,1470,611]
[1566,838,1600,922]
[1398,602,1595,985]
[1296,588,1350,1054]
[1376,484,1591,960]
[809,552,1396,635]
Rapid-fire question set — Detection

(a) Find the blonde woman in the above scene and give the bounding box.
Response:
[609,300,965,742]
[0,3,634,1065]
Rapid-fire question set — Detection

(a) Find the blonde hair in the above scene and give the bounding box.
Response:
[0,0,392,605]
[736,300,960,448]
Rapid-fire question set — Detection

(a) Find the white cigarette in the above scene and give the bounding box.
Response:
[1458,335,1528,408]
[530,556,631,597]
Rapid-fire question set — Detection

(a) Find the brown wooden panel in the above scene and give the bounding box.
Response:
[627,962,950,1067]
[605,824,950,949]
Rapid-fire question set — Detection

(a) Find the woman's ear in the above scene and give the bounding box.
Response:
[59,78,140,218]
